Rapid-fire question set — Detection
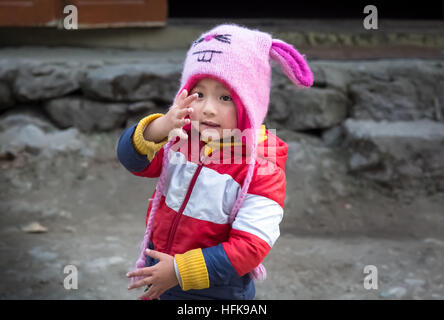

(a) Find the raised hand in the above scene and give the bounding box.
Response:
[164,89,198,141]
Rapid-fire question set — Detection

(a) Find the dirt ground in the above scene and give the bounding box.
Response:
[0,129,443,300]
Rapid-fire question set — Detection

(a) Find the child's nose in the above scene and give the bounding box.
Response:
[202,100,216,116]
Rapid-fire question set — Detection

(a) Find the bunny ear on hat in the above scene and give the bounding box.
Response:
[269,39,314,88]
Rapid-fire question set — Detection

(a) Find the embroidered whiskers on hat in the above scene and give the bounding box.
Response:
[134,23,313,283]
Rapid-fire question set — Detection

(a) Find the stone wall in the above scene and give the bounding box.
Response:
[1,58,444,192]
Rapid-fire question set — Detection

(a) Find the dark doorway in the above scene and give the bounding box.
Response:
[168,0,444,19]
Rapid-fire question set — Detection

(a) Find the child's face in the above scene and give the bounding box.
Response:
[189,78,238,140]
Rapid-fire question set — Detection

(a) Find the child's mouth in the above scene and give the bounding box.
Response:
[201,121,220,128]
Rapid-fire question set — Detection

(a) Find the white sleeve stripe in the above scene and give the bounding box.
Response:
[231,193,283,247]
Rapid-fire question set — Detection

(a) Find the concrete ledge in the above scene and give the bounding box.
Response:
[0,18,443,52]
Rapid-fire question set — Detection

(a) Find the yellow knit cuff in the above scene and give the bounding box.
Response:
[132,113,168,161]
[174,248,209,291]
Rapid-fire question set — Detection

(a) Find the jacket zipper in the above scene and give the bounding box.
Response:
[165,150,208,254]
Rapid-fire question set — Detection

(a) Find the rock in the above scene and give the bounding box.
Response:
[348,150,381,172]
[0,108,57,132]
[79,63,182,102]
[270,59,444,127]
[285,140,330,172]
[269,85,348,131]
[269,88,291,122]
[265,127,324,146]
[0,123,83,158]
[0,59,19,82]
[125,100,164,128]
[423,238,444,247]
[308,63,352,93]
[127,100,156,114]
[348,60,444,123]
[44,96,128,132]
[343,119,444,189]
[0,82,14,109]
[21,222,48,233]
[13,61,81,102]
[322,125,345,147]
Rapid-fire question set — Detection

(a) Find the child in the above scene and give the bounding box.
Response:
[117,23,313,300]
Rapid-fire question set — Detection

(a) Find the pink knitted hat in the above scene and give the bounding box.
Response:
[133,23,313,283]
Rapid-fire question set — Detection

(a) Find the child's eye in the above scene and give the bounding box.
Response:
[220,95,232,102]
[192,91,203,98]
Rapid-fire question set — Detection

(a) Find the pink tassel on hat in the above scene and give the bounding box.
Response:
[250,263,267,281]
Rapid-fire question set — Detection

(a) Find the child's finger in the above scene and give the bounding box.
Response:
[144,248,164,260]
[177,107,193,119]
[128,276,153,290]
[179,118,191,127]
[139,286,158,300]
[126,267,153,279]
[179,89,191,100]
[173,89,188,106]
[171,116,190,130]
[179,93,199,108]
